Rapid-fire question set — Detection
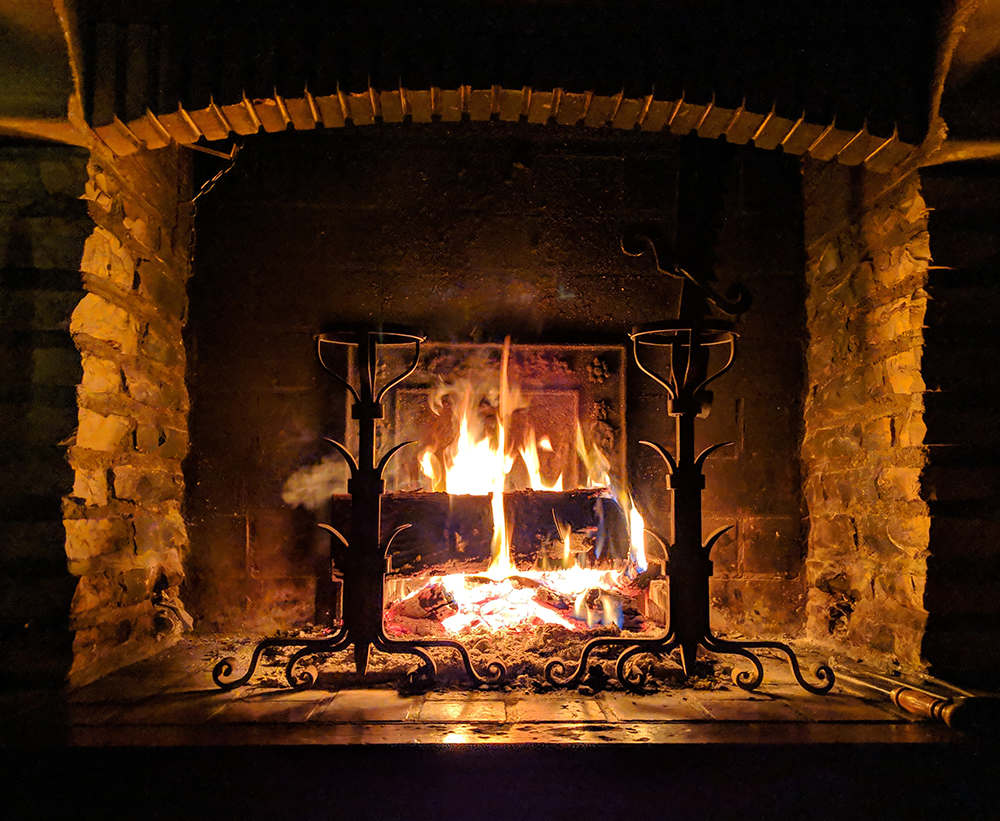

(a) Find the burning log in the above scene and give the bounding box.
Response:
[326,487,608,573]
[388,582,458,620]
[533,585,575,612]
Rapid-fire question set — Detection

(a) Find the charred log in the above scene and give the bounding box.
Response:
[326,488,609,573]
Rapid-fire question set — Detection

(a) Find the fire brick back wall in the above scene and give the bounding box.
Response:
[188,126,806,636]
[801,162,931,671]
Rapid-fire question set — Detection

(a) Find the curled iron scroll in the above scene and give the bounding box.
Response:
[621,232,751,316]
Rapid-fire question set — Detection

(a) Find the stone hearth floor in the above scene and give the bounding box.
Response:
[34,635,960,746]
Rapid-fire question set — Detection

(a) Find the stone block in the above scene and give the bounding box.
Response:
[123,364,187,410]
[76,408,131,452]
[802,424,862,466]
[64,517,132,562]
[70,293,140,355]
[112,465,183,505]
[849,260,877,303]
[884,510,930,555]
[884,349,925,395]
[809,370,870,417]
[876,466,921,502]
[137,259,187,319]
[808,514,856,553]
[80,227,135,291]
[71,567,155,619]
[71,466,110,506]
[865,299,919,346]
[861,416,893,450]
[80,355,124,395]
[133,508,188,555]
[895,411,926,447]
[874,568,926,611]
[909,229,932,261]
[140,325,183,367]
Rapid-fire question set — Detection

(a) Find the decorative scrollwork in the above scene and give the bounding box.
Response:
[703,634,835,695]
[544,632,677,689]
[283,634,352,689]
[703,637,765,691]
[615,647,653,693]
[211,630,348,691]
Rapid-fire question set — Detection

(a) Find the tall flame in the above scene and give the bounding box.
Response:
[519,429,563,492]
[628,496,648,571]
[418,339,519,576]
[414,340,649,586]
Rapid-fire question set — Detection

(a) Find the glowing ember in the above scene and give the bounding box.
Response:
[434,568,629,633]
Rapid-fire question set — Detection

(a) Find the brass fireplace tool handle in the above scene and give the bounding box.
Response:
[544,235,835,695]
[213,325,506,690]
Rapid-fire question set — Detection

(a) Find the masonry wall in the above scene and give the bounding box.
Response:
[0,142,90,687]
[189,126,807,636]
[62,142,192,687]
[801,162,930,671]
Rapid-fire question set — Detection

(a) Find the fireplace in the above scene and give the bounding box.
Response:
[169,125,830,692]
[4,0,999,740]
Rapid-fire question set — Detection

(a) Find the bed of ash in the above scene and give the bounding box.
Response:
[197,566,739,693]
[200,624,733,696]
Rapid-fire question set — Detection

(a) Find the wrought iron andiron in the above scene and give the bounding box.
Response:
[213,326,506,690]
[545,235,834,695]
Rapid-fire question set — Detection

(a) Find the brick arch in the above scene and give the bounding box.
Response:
[95,84,915,174]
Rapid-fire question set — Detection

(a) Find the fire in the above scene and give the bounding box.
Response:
[519,429,563,492]
[404,337,650,634]
[419,338,561,575]
[628,496,647,571]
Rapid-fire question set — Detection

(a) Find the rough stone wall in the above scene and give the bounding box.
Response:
[189,127,807,635]
[62,143,192,687]
[0,143,90,687]
[801,162,930,670]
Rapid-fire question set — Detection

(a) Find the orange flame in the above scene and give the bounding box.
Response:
[519,429,563,492]
[628,496,647,571]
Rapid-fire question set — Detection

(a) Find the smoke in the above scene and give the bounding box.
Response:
[281,455,349,511]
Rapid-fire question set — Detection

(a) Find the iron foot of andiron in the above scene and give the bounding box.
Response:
[212,326,506,691]
[543,629,834,695]
[543,236,834,697]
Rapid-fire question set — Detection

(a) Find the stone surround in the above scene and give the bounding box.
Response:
[801,163,931,670]
[62,142,193,686]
